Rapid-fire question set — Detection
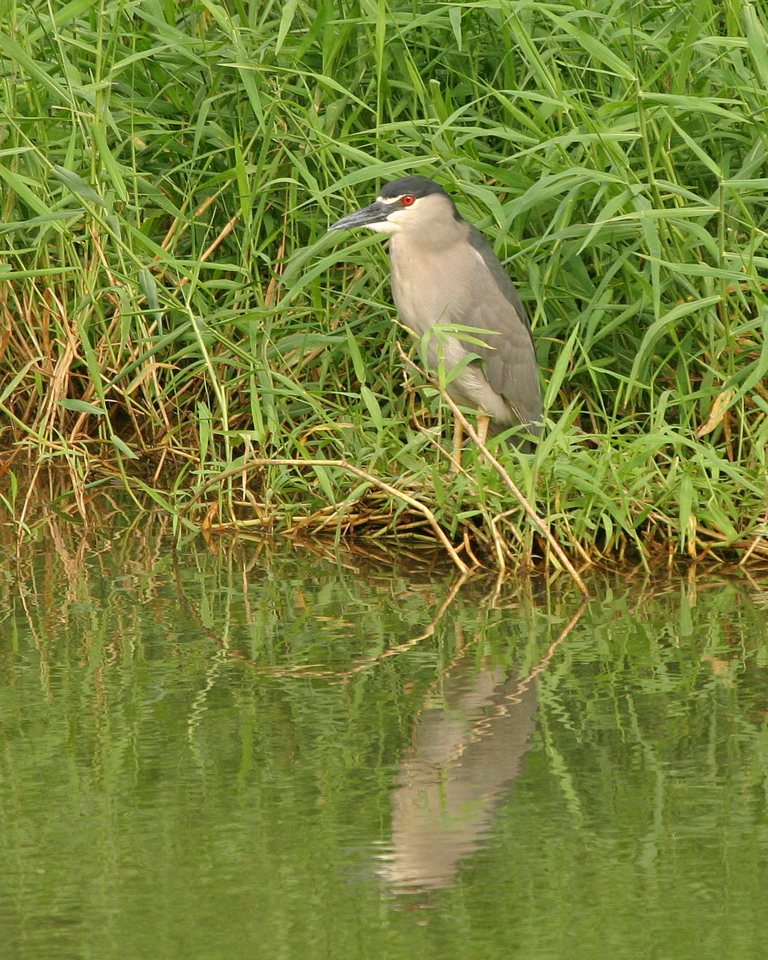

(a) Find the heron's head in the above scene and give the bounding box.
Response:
[329,176,459,236]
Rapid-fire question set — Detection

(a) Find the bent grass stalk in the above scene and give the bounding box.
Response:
[183,456,471,575]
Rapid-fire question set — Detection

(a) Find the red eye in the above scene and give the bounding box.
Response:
[401,195,416,206]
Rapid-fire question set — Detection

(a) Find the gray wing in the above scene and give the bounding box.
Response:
[462,223,542,433]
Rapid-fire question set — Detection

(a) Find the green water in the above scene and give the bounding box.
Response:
[1,519,767,959]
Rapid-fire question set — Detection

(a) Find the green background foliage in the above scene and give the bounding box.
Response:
[1,0,767,563]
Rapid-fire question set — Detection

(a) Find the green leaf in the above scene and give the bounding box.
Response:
[743,3,768,89]
[275,0,299,55]
[51,166,106,208]
[58,399,105,415]
[361,385,383,431]
[111,435,139,459]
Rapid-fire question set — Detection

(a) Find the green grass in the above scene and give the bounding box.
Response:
[1,0,767,571]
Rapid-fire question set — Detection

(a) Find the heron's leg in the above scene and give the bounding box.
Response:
[449,418,464,473]
[477,414,491,448]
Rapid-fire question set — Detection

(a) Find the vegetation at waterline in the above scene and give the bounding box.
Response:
[0,0,767,570]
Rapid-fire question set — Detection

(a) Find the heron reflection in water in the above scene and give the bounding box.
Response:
[377,655,537,891]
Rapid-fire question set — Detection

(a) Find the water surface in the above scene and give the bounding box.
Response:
[1,516,767,959]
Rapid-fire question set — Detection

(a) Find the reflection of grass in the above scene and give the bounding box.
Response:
[4,515,767,956]
[1,0,767,566]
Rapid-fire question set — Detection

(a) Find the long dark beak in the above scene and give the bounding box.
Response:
[329,200,390,231]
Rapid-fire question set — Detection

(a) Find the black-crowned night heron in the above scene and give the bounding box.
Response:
[329,175,542,457]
